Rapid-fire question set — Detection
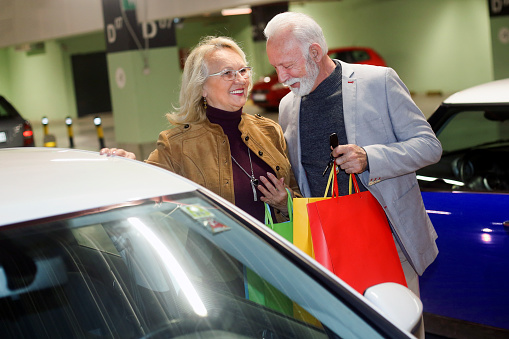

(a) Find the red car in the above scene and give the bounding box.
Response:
[251,47,386,111]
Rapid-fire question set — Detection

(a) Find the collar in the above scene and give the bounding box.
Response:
[206,105,243,125]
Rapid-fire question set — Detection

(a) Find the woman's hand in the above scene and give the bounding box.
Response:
[100,148,137,160]
[258,172,291,215]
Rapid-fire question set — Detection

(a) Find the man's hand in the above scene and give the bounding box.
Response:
[332,144,368,174]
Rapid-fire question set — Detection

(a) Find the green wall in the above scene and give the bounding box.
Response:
[0,31,106,122]
[106,47,180,144]
[490,16,509,80]
[174,14,258,77]
[7,41,70,121]
[289,0,493,93]
[0,49,11,99]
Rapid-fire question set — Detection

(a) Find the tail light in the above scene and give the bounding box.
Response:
[22,121,35,146]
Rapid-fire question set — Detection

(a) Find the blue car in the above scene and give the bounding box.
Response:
[417,79,509,338]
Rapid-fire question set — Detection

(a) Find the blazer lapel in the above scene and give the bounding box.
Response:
[340,61,357,145]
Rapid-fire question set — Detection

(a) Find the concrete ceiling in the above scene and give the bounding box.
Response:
[0,0,339,48]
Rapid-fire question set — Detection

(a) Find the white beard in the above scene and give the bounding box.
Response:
[284,56,320,97]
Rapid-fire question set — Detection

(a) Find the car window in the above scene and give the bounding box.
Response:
[0,97,19,119]
[329,51,370,63]
[418,108,509,192]
[437,110,509,152]
[0,191,387,339]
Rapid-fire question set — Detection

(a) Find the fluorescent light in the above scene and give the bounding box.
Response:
[443,179,464,186]
[416,175,436,182]
[416,175,465,186]
[426,210,451,215]
[222,7,252,16]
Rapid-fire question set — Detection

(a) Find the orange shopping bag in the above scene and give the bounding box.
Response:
[292,169,335,270]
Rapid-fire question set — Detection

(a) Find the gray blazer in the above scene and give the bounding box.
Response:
[279,60,442,275]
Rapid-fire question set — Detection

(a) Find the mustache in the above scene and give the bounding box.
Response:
[284,78,300,86]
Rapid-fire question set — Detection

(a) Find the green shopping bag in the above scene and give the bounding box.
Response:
[245,189,294,316]
[264,188,293,242]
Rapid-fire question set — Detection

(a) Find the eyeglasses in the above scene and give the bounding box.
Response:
[208,67,252,81]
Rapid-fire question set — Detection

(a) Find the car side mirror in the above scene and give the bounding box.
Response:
[364,282,423,334]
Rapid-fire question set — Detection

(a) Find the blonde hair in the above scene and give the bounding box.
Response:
[166,36,252,125]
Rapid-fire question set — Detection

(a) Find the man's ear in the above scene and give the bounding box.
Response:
[309,43,323,62]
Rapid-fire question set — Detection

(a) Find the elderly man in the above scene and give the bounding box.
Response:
[264,12,442,303]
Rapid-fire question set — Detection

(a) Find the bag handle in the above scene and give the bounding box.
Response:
[324,165,339,198]
[324,163,343,198]
[349,173,360,194]
[325,164,361,197]
[264,188,293,228]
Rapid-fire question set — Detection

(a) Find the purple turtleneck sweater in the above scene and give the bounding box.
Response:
[206,106,274,222]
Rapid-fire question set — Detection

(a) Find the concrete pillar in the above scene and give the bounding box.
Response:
[488,1,509,80]
[101,0,180,160]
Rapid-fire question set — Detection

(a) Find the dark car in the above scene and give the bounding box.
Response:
[0,147,423,338]
[0,95,35,148]
[417,78,509,338]
[251,47,386,111]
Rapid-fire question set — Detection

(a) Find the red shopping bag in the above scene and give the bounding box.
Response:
[307,165,407,294]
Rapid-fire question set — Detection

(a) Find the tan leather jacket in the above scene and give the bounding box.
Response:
[146,113,300,221]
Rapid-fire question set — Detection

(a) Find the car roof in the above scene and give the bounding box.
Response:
[328,46,373,52]
[443,78,509,105]
[0,148,198,226]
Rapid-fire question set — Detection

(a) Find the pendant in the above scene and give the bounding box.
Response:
[250,178,258,201]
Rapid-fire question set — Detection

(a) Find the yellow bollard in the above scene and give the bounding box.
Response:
[41,116,56,147]
[94,116,105,149]
[65,117,74,148]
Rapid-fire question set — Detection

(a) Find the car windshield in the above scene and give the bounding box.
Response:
[437,110,509,153]
[0,190,386,339]
[418,107,509,192]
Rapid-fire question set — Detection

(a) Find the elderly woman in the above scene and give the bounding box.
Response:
[102,36,299,223]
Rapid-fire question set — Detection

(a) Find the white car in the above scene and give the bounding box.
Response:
[0,148,422,338]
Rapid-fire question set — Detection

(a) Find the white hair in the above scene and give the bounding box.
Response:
[264,12,328,57]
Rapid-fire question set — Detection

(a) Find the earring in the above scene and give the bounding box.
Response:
[203,97,207,109]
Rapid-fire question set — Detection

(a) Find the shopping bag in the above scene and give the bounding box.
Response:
[244,268,293,316]
[306,165,407,294]
[264,188,293,242]
[292,170,334,271]
[245,188,293,316]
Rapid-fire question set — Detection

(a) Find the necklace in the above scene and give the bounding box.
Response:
[231,147,259,201]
